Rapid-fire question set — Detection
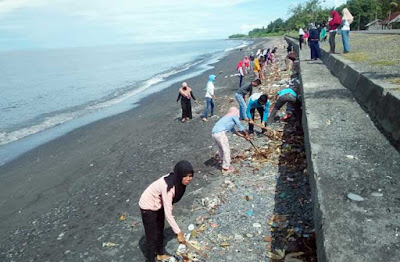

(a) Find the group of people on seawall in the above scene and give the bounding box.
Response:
[139,42,301,261]
[298,7,354,60]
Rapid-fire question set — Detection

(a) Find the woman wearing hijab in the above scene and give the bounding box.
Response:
[328,10,342,53]
[212,107,249,174]
[341,8,354,53]
[139,160,194,262]
[237,60,245,87]
[298,28,305,50]
[177,82,198,123]
[202,75,216,122]
[308,23,322,60]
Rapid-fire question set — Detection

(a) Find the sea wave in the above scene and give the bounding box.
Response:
[224,41,252,52]
[0,58,205,146]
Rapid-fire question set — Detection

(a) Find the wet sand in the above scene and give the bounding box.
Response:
[0,39,269,261]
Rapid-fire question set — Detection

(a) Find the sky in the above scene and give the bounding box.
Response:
[0,0,346,50]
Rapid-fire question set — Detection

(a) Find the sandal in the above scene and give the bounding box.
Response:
[222,165,235,174]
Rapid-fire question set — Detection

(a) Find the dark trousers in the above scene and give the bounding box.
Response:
[239,75,243,88]
[329,31,336,53]
[249,107,264,133]
[299,36,304,50]
[141,208,165,262]
[266,94,297,125]
[181,99,192,119]
[310,41,321,59]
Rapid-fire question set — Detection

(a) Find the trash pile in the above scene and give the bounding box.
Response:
[177,39,317,261]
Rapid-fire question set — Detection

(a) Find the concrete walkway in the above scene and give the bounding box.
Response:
[293,42,400,261]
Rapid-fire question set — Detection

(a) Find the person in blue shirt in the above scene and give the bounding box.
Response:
[246,93,269,134]
[212,107,249,174]
[266,86,299,125]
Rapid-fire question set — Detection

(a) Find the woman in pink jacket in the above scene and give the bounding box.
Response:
[139,160,194,261]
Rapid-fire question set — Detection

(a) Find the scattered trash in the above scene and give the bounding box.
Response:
[119,214,126,221]
[347,193,364,202]
[252,222,261,228]
[57,232,65,240]
[371,192,383,197]
[220,242,230,248]
[102,242,118,247]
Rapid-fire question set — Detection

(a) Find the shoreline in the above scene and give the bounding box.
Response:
[0,41,249,165]
[0,39,268,261]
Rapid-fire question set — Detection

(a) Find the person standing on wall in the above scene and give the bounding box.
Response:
[341,8,354,53]
[328,10,342,54]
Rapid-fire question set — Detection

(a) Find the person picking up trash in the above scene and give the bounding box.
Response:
[212,107,249,174]
[245,93,270,135]
[266,83,300,125]
[139,161,194,262]
[235,79,261,120]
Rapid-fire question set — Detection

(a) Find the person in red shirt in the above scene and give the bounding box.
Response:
[328,10,342,53]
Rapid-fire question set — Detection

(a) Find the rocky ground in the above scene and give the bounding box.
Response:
[168,39,317,262]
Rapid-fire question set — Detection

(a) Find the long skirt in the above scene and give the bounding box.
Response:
[310,41,321,59]
[181,98,192,119]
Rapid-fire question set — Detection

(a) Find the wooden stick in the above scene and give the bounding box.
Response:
[248,139,261,153]
[245,119,270,131]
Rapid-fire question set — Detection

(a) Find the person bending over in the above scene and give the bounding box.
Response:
[212,107,249,174]
[245,93,270,135]
[266,86,299,125]
[139,160,194,262]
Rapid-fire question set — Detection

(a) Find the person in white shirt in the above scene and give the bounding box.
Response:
[341,8,353,53]
[202,74,216,121]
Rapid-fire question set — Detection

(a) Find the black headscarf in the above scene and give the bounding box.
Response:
[164,160,194,204]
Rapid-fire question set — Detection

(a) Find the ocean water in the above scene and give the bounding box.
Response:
[0,39,249,163]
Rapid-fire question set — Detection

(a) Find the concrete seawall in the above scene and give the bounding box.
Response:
[320,42,400,141]
[285,36,400,262]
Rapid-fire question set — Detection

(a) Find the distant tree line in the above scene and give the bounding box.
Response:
[229,0,400,38]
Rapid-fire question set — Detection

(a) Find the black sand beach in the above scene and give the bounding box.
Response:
[0,40,268,261]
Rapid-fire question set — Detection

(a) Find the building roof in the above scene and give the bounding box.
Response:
[365,19,381,27]
[382,12,400,24]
